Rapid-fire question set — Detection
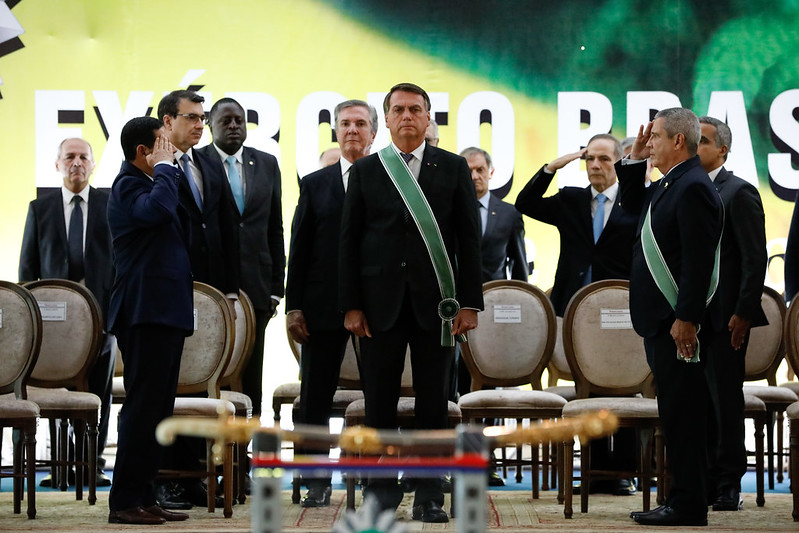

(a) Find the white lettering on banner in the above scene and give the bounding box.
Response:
[706,91,757,186]
[494,304,522,323]
[366,92,389,152]
[766,237,787,293]
[227,91,282,167]
[295,91,345,179]
[600,308,632,329]
[92,90,154,188]
[768,89,799,190]
[35,90,84,188]
[625,91,681,137]
[457,91,515,192]
[38,301,66,321]
[556,92,613,187]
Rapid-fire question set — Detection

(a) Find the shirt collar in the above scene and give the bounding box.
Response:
[591,181,618,203]
[477,192,490,209]
[707,165,723,182]
[392,140,426,161]
[339,156,352,177]
[61,183,90,205]
[213,143,243,164]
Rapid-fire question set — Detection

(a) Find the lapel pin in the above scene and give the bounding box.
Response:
[249,161,254,166]
[664,181,669,189]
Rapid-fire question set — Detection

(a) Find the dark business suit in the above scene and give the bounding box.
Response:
[178,148,240,295]
[617,155,723,515]
[199,144,285,415]
[19,186,115,465]
[107,161,194,511]
[286,162,351,486]
[339,144,483,507]
[515,165,637,315]
[705,167,768,494]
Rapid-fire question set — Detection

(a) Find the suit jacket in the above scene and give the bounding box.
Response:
[198,144,285,310]
[286,163,346,331]
[481,193,528,282]
[107,161,193,334]
[177,148,240,295]
[515,165,638,315]
[708,167,768,330]
[19,186,114,325]
[616,156,723,338]
[339,144,484,331]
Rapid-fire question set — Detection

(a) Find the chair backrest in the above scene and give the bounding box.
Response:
[461,280,556,390]
[547,316,574,384]
[744,286,787,384]
[25,279,103,391]
[0,281,42,398]
[219,289,256,392]
[177,282,235,398]
[562,279,653,398]
[285,317,414,392]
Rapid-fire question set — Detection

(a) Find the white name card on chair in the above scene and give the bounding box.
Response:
[494,304,522,323]
[600,308,632,329]
[193,308,198,330]
[38,301,67,321]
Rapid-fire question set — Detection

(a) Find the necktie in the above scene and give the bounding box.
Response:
[478,202,486,236]
[226,155,245,214]
[180,153,203,210]
[400,152,414,225]
[400,152,413,164]
[593,193,607,243]
[68,195,84,282]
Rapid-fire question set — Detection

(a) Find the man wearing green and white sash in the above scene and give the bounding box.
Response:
[339,82,483,523]
[617,108,723,527]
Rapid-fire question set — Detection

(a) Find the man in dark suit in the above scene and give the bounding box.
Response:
[199,97,285,418]
[697,116,768,511]
[19,137,115,488]
[156,90,239,508]
[286,99,377,507]
[107,117,193,524]
[619,108,723,527]
[339,83,483,523]
[515,134,639,496]
[515,134,638,316]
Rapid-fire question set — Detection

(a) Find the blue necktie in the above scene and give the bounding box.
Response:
[226,155,245,214]
[400,152,413,164]
[593,193,607,243]
[180,153,203,210]
[67,195,84,282]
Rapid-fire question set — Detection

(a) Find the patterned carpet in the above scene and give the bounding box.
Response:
[1,489,797,532]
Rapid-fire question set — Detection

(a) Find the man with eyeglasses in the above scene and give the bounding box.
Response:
[153,90,240,510]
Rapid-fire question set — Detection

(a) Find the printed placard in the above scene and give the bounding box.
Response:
[39,301,67,321]
[494,304,522,323]
[193,308,198,330]
[600,308,632,329]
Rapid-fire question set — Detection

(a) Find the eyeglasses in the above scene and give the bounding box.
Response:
[175,113,207,124]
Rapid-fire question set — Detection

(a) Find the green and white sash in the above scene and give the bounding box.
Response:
[378,144,464,347]
[641,203,721,362]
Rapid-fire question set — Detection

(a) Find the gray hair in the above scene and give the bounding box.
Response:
[334,99,378,135]
[587,133,622,160]
[57,137,94,160]
[654,108,701,155]
[699,116,732,160]
[459,146,493,169]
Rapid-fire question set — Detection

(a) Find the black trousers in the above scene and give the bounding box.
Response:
[295,327,350,488]
[705,329,749,494]
[109,324,185,511]
[645,327,710,515]
[89,334,116,466]
[242,308,272,416]
[359,295,453,508]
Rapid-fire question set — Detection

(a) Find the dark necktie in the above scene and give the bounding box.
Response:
[68,195,84,282]
[400,152,414,225]
[181,153,203,210]
[400,152,413,165]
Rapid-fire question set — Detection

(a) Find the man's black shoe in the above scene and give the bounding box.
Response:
[412,500,449,523]
[712,488,743,511]
[301,485,332,508]
[488,471,505,487]
[143,504,189,521]
[630,504,665,519]
[181,480,224,508]
[632,505,707,526]
[96,470,112,487]
[613,478,637,496]
[155,481,193,510]
[108,506,165,525]
[39,468,76,488]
